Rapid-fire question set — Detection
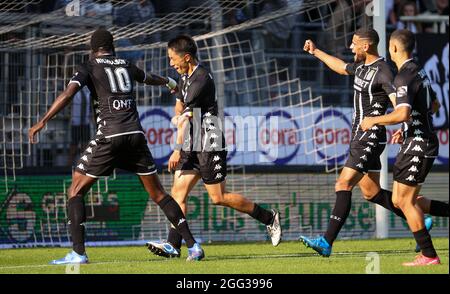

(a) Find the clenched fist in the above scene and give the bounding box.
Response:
[304,39,316,55]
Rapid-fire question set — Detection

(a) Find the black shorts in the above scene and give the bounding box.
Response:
[75,132,157,178]
[393,153,435,186]
[176,150,227,184]
[344,140,385,174]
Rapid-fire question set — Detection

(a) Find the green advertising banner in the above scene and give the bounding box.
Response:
[0,175,448,248]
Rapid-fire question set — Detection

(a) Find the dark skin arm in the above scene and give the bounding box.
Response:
[143,73,179,93]
[28,82,80,144]
[143,73,169,86]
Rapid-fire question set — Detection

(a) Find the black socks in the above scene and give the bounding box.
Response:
[68,195,86,255]
[249,204,274,226]
[413,228,437,258]
[324,190,352,245]
[157,195,196,248]
[429,200,449,217]
[167,227,183,249]
[368,189,406,219]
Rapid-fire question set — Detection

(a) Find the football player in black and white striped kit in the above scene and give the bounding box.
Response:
[299,28,446,257]
[146,35,282,259]
[361,29,448,266]
[29,28,204,263]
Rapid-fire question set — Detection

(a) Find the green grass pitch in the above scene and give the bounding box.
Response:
[0,238,448,274]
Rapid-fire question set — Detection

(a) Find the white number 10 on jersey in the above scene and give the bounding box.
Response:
[104,67,131,93]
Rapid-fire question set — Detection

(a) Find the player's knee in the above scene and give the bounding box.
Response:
[335,179,352,191]
[210,195,224,206]
[392,196,404,209]
[150,190,168,203]
[171,187,188,204]
[362,193,374,201]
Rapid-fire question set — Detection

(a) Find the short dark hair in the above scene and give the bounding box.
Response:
[91,28,114,52]
[167,35,197,58]
[390,29,415,53]
[355,28,380,46]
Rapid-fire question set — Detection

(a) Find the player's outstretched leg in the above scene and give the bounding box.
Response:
[298,235,332,257]
[50,172,96,265]
[299,168,361,257]
[146,241,181,258]
[266,209,281,246]
[392,182,440,266]
[205,181,282,246]
[140,174,204,261]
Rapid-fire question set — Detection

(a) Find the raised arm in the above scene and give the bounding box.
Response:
[304,39,349,75]
[29,82,80,143]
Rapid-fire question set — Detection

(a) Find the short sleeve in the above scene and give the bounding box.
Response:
[69,64,89,87]
[345,62,358,75]
[393,73,412,108]
[379,66,396,97]
[176,77,184,102]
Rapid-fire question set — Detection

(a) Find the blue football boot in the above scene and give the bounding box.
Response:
[186,243,205,261]
[299,235,332,257]
[49,250,88,265]
[146,241,181,258]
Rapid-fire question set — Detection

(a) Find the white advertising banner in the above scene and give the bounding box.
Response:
[138,106,449,166]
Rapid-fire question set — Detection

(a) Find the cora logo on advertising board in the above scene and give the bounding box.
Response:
[259,110,300,164]
[139,108,175,165]
[314,109,352,165]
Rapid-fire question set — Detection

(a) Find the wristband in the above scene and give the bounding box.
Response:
[166,77,177,90]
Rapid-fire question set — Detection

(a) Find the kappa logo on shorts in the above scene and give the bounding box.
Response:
[213,155,220,162]
[210,142,218,148]
[412,145,423,152]
[86,147,93,153]
[406,175,416,182]
[77,163,85,170]
[411,156,421,163]
[90,140,97,146]
[364,147,372,153]
[210,133,218,139]
[370,125,379,131]
[372,102,382,108]
[177,218,186,225]
[81,155,88,162]
[412,120,423,126]
[411,110,420,117]
[413,136,424,142]
[367,142,375,146]
[408,165,418,172]
[369,133,377,139]
[215,173,223,179]
[370,110,381,115]
[356,163,364,169]
[214,164,222,171]
[360,155,368,161]
[414,129,424,135]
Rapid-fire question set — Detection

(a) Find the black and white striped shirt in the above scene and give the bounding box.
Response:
[345,57,396,144]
